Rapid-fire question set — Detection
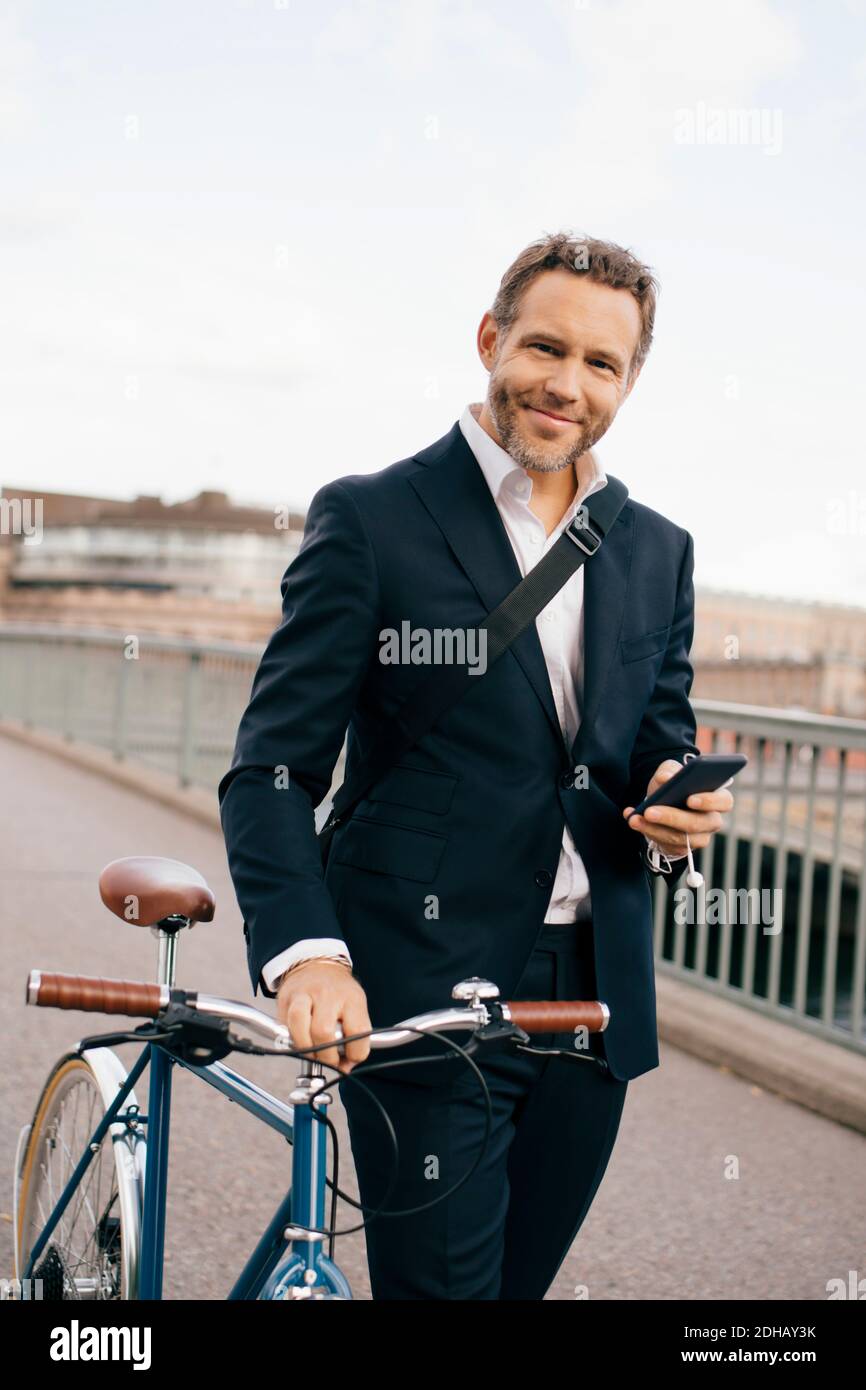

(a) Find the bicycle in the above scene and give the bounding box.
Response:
[10,854,611,1301]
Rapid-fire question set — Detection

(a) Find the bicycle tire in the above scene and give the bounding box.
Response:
[15,1048,145,1300]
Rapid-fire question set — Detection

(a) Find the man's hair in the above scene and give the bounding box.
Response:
[489,231,659,382]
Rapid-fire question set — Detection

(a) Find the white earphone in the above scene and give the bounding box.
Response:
[681,753,704,889]
[683,836,704,888]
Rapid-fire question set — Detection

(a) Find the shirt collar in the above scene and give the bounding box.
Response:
[458,401,607,517]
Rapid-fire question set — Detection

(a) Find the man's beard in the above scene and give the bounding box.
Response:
[487,376,613,474]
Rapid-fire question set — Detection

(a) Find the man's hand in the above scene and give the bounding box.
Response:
[276,960,372,1076]
[622,758,733,857]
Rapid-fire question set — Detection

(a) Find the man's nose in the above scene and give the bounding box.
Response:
[541,360,585,407]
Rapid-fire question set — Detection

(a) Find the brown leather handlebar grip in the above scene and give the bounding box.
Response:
[506,1000,607,1034]
[27,971,164,1017]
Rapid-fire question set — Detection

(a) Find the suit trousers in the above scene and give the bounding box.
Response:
[338,918,629,1299]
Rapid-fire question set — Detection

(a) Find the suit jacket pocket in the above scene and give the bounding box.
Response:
[366,763,459,815]
[620,624,670,664]
[332,814,448,882]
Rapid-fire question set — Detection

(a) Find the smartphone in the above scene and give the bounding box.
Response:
[628,753,747,820]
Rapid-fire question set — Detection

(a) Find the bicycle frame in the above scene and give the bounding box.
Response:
[21,921,351,1301]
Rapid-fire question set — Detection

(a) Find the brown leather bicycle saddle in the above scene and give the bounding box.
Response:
[99,856,216,926]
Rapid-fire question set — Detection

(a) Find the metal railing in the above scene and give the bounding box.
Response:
[1,624,864,1055]
[0,624,262,791]
[652,704,866,1056]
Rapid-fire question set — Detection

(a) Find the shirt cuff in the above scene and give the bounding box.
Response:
[261,938,353,994]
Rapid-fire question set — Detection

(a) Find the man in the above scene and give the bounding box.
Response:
[218,231,733,1300]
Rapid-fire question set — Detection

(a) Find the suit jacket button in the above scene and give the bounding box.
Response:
[534,869,553,888]
[560,771,575,789]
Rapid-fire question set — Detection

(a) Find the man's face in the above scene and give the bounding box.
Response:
[477,267,643,475]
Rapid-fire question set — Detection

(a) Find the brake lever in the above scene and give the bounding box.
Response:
[460,1017,531,1059]
[511,1041,610,1074]
[150,1003,235,1065]
[75,1006,235,1067]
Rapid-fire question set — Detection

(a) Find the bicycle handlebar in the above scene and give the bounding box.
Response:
[25,969,610,1053]
[27,971,166,1017]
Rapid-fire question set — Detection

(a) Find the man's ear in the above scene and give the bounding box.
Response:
[477,311,500,371]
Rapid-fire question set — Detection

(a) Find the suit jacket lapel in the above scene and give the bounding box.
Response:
[409,419,632,764]
[409,422,564,747]
[569,503,634,769]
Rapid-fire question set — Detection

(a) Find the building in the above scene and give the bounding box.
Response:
[690,589,866,718]
[0,485,304,642]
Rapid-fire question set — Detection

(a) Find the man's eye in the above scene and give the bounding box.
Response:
[590,359,614,372]
[529,342,558,355]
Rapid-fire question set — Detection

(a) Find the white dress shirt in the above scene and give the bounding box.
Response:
[261,401,682,991]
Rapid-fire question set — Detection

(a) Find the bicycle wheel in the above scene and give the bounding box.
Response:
[15,1048,145,1300]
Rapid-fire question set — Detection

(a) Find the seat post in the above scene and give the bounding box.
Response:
[151,915,189,987]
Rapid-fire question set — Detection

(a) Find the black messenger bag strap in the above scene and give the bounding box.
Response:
[318,473,629,862]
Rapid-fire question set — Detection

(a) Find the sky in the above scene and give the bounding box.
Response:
[1,0,865,607]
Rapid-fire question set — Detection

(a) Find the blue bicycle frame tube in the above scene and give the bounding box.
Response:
[180,1058,347,1298]
[138,1043,172,1299]
[254,1085,352,1301]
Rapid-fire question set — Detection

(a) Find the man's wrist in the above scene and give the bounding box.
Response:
[274,955,354,990]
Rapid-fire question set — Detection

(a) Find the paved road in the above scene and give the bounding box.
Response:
[1,735,863,1301]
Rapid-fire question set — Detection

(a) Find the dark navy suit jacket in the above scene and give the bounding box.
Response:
[218,418,700,1082]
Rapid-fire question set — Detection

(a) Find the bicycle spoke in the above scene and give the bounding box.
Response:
[41,1142,70,1258]
[62,1131,102,1238]
[60,1085,106,1239]
[25,1073,125,1300]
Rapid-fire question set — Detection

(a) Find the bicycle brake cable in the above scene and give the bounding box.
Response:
[74,1020,185,1053]
[245,1023,497,1241]
[307,1029,610,1236]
